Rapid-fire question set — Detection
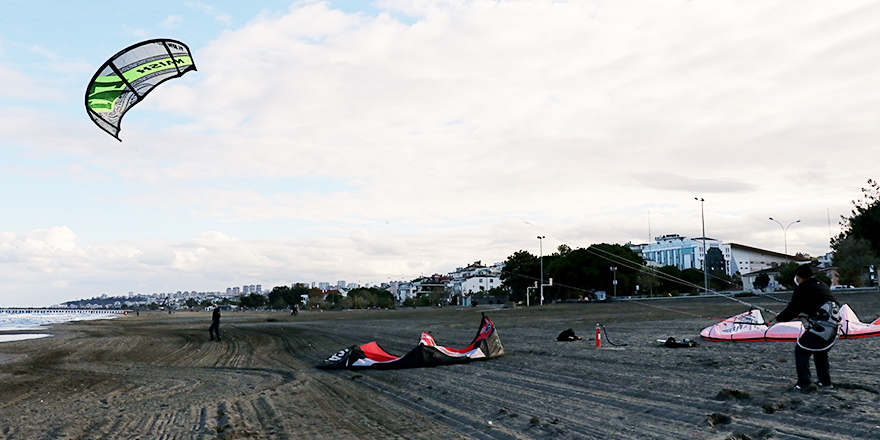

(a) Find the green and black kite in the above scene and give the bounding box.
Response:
[85,39,197,141]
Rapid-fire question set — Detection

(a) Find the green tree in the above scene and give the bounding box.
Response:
[544,248,594,300]
[816,272,832,286]
[654,266,705,295]
[239,293,267,308]
[325,293,344,308]
[347,287,395,308]
[499,243,645,301]
[638,270,661,297]
[833,237,876,287]
[268,284,308,308]
[776,262,799,290]
[832,179,880,286]
[290,284,311,305]
[500,250,540,302]
[753,272,770,290]
[403,295,433,307]
[680,268,706,293]
[834,179,880,255]
[184,298,199,308]
[268,286,291,307]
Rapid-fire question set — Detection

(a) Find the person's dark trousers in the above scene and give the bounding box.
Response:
[209,322,220,341]
[795,345,831,387]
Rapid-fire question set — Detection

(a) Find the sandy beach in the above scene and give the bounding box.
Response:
[1,292,880,439]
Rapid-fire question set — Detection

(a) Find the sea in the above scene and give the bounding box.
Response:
[0,312,118,343]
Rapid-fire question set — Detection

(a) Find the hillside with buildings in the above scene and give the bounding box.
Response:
[57,235,873,311]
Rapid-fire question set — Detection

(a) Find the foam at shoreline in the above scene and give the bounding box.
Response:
[0,312,117,332]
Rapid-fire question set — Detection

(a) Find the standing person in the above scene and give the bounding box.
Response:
[209,305,221,342]
[767,265,839,390]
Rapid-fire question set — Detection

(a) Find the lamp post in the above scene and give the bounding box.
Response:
[695,197,709,294]
[538,236,545,306]
[610,266,618,297]
[768,218,801,256]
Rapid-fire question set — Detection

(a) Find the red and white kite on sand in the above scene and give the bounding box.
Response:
[701,304,880,342]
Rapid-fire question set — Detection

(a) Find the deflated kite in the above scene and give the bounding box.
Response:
[85,39,197,141]
[701,304,880,342]
[318,313,504,369]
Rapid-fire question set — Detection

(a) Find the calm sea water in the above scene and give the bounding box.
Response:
[0,313,117,343]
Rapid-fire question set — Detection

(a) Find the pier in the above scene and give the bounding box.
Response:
[0,308,129,315]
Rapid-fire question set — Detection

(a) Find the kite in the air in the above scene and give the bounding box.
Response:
[701,304,880,342]
[85,38,196,141]
[318,313,504,369]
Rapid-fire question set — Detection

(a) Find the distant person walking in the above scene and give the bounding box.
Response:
[209,305,221,342]
[767,264,840,390]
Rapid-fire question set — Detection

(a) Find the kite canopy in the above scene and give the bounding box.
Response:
[701,304,880,342]
[318,313,504,369]
[85,39,197,141]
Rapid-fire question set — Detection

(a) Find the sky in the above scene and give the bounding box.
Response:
[2,0,879,306]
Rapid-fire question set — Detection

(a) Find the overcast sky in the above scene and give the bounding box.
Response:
[2,0,878,306]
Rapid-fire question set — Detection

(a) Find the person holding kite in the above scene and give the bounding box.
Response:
[767,264,840,390]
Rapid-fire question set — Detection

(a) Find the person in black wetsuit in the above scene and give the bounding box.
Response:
[209,305,221,342]
[767,264,839,390]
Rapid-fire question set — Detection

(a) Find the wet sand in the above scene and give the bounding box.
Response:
[1,292,879,439]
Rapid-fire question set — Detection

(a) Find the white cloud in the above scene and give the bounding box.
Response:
[27,45,92,73]
[0,66,67,100]
[140,0,880,223]
[162,15,185,29]
[186,1,232,25]
[29,45,59,60]
[3,0,879,304]
[124,26,150,38]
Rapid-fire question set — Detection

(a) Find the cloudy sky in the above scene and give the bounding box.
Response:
[2,0,878,306]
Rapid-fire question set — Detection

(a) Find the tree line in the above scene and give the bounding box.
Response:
[499,243,725,302]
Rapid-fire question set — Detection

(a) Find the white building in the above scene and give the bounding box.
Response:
[728,243,807,276]
[638,234,733,275]
[636,235,812,279]
[459,276,501,295]
[447,261,504,304]
[388,281,414,303]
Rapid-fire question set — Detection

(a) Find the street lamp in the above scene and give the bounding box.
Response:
[695,197,709,294]
[538,236,545,306]
[769,218,801,256]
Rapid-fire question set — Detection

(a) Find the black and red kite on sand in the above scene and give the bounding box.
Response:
[318,313,504,369]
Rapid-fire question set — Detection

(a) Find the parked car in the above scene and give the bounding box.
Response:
[831,285,854,290]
